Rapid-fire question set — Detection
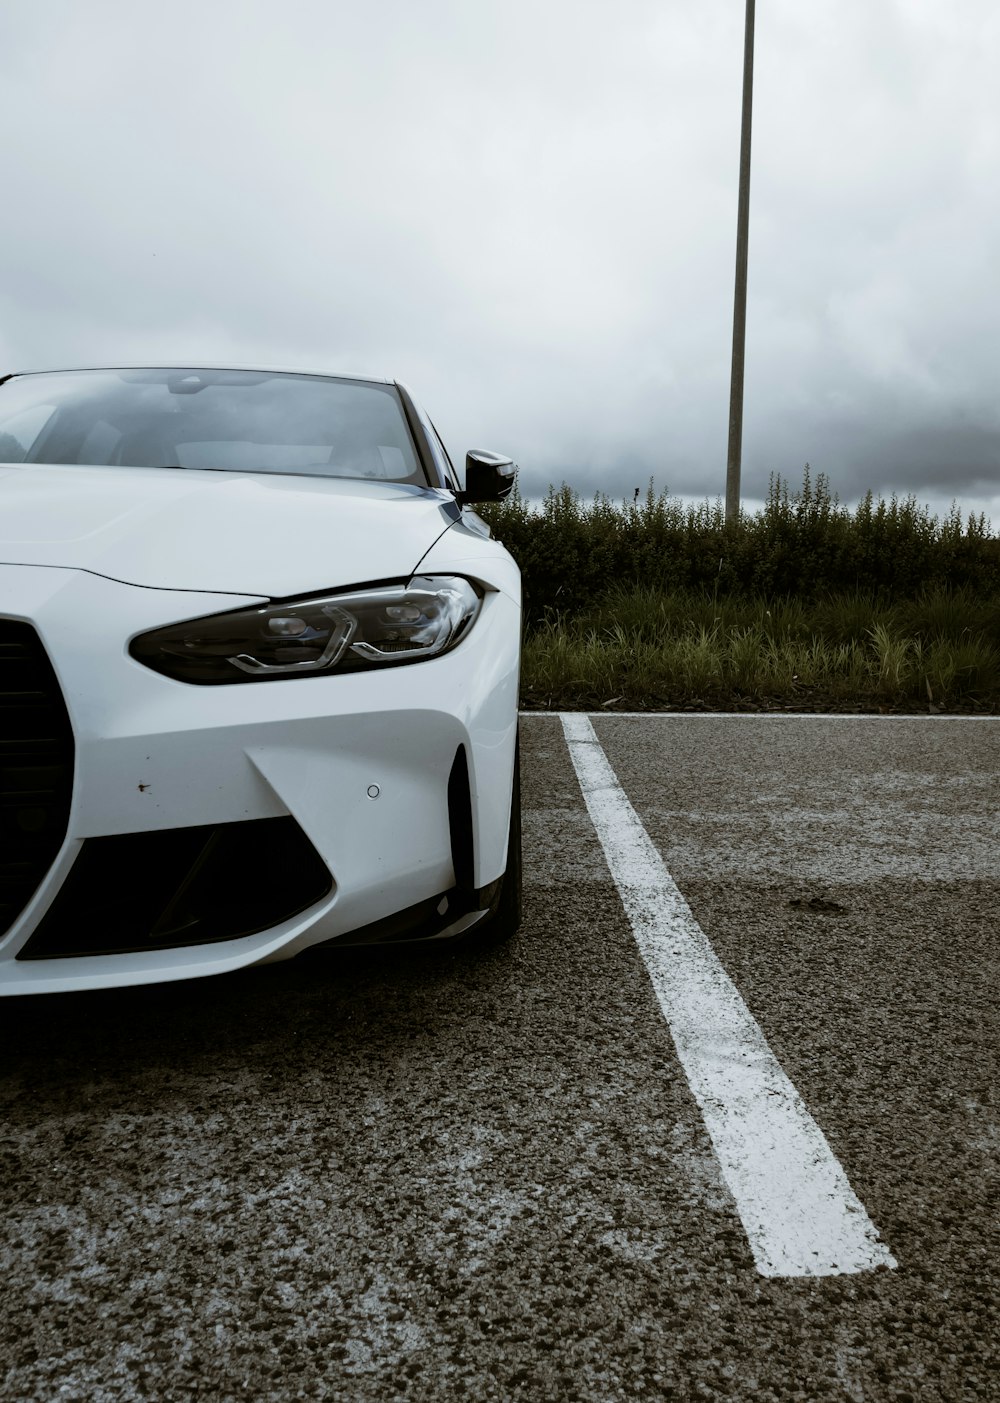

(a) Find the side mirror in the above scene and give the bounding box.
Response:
[458,449,517,505]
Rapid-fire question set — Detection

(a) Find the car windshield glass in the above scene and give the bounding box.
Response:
[0,369,428,484]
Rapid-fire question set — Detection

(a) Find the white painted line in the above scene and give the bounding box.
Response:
[561,712,897,1279]
[529,710,998,721]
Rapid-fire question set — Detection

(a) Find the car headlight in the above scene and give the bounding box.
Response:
[130,576,483,684]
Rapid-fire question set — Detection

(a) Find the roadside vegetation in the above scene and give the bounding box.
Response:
[479,471,1000,712]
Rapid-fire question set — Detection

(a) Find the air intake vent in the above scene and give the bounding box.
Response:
[0,620,75,936]
[19,817,333,959]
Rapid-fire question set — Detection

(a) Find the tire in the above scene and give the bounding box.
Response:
[476,731,522,946]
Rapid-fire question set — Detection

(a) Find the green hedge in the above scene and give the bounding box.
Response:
[479,469,1000,620]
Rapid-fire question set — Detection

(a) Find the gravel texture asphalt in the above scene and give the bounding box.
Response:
[0,714,997,1402]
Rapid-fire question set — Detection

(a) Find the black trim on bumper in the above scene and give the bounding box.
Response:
[0,620,74,937]
[310,876,501,949]
[17,816,333,959]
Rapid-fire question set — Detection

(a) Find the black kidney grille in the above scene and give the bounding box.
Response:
[0,620,75,936]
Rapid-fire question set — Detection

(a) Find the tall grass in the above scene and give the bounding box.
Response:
[521,589,1000,710]
[481,471,1000,709]
[480,470,999,621]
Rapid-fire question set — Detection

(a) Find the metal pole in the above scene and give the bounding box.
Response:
[726,0,755,525]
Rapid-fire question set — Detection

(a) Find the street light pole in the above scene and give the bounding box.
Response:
[726,0,755,525]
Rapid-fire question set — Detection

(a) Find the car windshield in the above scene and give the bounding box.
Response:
[0,368,428,485]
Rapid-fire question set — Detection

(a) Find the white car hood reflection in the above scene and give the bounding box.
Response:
[0,464,457,596]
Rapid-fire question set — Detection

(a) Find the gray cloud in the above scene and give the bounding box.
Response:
[1,0,998,519]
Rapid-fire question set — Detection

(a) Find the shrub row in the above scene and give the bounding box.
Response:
[478,469,1000,620]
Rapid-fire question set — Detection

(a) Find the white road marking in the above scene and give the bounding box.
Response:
[561,712,897,1279]
[537,710,998,722]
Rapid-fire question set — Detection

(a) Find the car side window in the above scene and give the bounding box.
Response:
[429,420,459,491]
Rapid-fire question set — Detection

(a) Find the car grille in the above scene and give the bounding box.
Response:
[0,620,75,936]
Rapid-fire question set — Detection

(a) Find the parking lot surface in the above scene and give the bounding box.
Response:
[1,714,997,1401]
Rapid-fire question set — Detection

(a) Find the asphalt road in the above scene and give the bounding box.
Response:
[0,714,997,1402]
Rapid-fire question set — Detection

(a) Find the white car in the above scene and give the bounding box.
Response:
[0,366,522,995]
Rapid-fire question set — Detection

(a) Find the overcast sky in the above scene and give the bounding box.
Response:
[1,0,998,521]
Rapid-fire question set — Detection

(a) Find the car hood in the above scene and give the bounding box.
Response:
[0,464,459,597]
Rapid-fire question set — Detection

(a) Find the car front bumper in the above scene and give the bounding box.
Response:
[0,563,520,995]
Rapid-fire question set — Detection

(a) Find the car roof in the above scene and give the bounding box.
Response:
[4,364,394,386]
